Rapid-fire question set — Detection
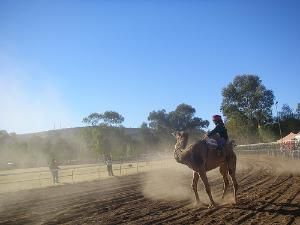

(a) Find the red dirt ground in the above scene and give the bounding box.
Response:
[0,155,300,225]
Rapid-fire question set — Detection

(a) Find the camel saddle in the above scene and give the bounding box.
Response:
[205,138,231,155]
[206,138,218,150]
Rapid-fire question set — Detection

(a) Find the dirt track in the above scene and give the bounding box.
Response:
[0,155,300,225]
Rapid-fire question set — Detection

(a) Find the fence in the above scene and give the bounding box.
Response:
[0,158,171,193]
[236,142,300,159]
[1,142,299,194]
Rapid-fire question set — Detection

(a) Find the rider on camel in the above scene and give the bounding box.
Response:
[207,115,228,153]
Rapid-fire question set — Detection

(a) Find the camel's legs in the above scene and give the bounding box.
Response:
[228,154,238,204]
[219,164,229,199]
[191,171,200,203]
[198,169,215,207]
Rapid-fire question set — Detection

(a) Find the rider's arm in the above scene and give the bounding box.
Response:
[207,125,219,137]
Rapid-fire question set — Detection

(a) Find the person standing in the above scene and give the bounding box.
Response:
[103,138,114,176]
[105,155,114,176]
[49,158,60,184]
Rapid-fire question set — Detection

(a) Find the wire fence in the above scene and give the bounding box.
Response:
[236,142,300,159]
[1,142,299,194]
[0,158,172,193]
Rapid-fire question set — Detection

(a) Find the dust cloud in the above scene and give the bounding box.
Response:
[142,159,197,202]
[0,66,72,134]
[237,154,300,175]
[262,155,300,175]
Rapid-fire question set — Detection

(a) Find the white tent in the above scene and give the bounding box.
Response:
[277,132,297,143]
[295,132,300,141]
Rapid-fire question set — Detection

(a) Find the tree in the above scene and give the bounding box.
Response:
[148,109,170,131]
[101,111,124,127]
[296,103,300,119]
[148,103,209,132]
[0,130,9,147]
[168,104,209,131]
[296,103,300,114]
[140,122,159,152]
[221,75,274,128]
[0,130,9,163]
[81,126,103,155]
[275,103,300,136]
[101,138,112,156]
[82,111,124,127]
[280,104,293,119]
[225,113,259,144]
[82,113,102,126]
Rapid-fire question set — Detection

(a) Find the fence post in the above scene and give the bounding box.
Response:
[39,173,41,186]
[72,169,74,183]
[119,162,122,175]
[137,159,139,173]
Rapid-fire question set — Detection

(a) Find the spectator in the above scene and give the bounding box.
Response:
[103,138,114,176]
[105,155,114,176]
[49,158,60,184]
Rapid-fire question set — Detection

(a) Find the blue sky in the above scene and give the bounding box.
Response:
[0,1,299,134]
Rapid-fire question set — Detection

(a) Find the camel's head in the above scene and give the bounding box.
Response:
[173,131,189,149]
[173,131,189,163]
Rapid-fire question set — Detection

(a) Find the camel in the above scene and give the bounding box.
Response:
[173,131,238,208]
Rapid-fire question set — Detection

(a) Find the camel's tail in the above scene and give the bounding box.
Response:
[226,150,237,175]
[225,141,237,174]
[232,151,237,173]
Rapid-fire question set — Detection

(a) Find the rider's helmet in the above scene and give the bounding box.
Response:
[212,115,223,123]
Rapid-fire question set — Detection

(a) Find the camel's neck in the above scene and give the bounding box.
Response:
[174,138,188,163]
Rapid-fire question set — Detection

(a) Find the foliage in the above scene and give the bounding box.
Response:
[2,95,298,169]
[139,122,159,153]
[81,126,103,155]
[221,75,274,128]
[273,103,300,137]
[147,103,209,149]
[225,114,259,144]
[246,103,300,143]
[257,125,278,143]
[220,75,276,144]
[279,104,294,119]
[82,113,102,126]
[80,125,138,160]
[148,103,209,132]
[101,111,125,127]
[168,104,209,131]
[82,111,124,127]
[296,103,300,119]
[148,109,170,132]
